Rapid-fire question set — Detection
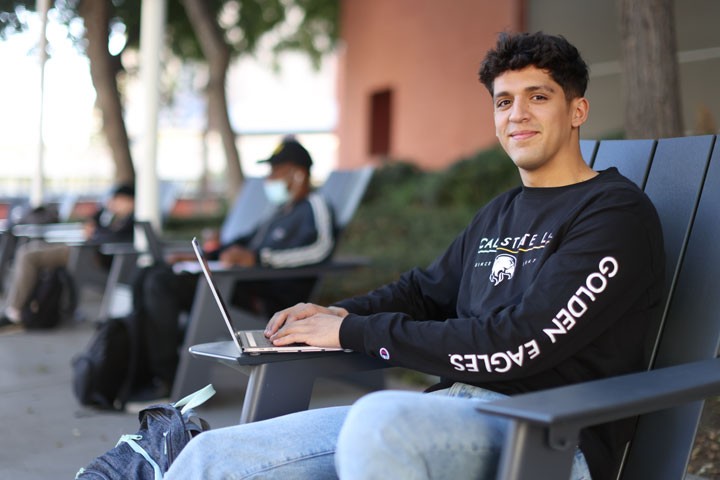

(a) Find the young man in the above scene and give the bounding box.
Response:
[131,137,336,400]
[0,184,135,329]
[165,32,664,480]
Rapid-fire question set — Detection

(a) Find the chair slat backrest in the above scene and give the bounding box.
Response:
[621,135,717,479]
[641,135,715,328]
[318,166,375,231]
[592,138,656,188]
[580,139,598,165]
[219,177,273,245]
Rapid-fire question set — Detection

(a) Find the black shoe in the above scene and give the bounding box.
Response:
[0,315,23,334]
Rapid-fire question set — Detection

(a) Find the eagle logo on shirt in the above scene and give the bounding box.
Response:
[490,254,516,286]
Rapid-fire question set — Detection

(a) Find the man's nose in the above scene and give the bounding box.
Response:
[509,100,529,121]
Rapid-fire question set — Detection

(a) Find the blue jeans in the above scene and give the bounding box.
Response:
[164,385,592,479]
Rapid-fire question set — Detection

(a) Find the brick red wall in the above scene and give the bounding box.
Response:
[337,0,524,170]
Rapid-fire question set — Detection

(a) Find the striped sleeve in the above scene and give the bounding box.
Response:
[259,193,335,268]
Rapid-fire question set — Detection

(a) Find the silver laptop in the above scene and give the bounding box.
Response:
[191,237,347,355]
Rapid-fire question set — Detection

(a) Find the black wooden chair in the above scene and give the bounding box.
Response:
[171,166,375,398]
[590,138,656,188]
[188,136,720,480]
[476,134,719,479]
[94,177,271,323]
[579,139,598,165]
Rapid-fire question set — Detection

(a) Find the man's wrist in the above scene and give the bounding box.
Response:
[328,306,349,318]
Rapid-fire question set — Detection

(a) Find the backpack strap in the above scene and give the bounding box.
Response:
[117,434,163,480]
[173,384,216,415]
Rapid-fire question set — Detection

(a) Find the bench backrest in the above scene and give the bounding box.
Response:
[219,168,375,246]
[219,177,273,245]
[591,138,656,188]
[619,135,718,479]
[580,139,598,165]
[318,166,375,232]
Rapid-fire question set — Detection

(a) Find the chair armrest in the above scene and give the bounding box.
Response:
[175,255,370,280]
[171,256,372,399]
[99,240,192,256]
[216,255,370,280]
[189,340,380,367]
[474,358,720,480]
[98,243,140,255]
[476,357,720,434]
[12,222,85,243]
[189,341,388,422]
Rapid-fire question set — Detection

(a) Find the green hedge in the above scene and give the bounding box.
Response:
[315,145,520,303]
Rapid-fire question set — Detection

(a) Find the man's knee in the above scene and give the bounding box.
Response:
[340,391,421,446]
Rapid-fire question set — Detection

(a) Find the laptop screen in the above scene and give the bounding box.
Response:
[191,237,243,352]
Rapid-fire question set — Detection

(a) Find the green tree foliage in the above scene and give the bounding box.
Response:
[0,0,339,194]
[0,0,337,67]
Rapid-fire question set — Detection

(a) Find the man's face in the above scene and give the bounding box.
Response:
[265,163,307,204]
[108,194,134,216]
[268,163,298,182]
[492,66,587,186]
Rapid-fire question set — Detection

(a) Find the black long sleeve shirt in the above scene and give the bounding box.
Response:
[337,168,665,480]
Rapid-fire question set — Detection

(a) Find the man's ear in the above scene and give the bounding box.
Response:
[571,97,590,128]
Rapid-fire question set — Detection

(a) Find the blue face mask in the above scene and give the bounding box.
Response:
[264,179,290,205]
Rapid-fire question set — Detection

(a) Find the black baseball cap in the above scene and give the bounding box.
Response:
[258,138,313,169]
[112,183,135,198]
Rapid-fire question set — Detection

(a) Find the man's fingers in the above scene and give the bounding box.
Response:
[265,309,290,336]
[265,303,315,336]
[270,314,342,348]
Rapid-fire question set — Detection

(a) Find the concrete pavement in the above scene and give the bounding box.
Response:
[0,290,385,480]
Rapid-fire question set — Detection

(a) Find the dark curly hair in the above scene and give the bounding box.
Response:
[479,32,589,100]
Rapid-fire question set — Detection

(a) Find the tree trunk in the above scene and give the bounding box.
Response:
[77,0,135,185]
[181,0,244,202]
[618,0,683,139]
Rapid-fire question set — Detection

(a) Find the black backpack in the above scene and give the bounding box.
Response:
[75,384,215,479]
[21,266,77,329]
[72,315,146,410]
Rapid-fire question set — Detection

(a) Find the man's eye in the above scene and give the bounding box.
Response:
[531,95,548,101]
[496,99,511,109]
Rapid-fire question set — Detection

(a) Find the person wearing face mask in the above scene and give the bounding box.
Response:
[216,137,333,270]
[128,137,336,401]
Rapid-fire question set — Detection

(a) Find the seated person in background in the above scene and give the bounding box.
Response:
[164,32,665,480]
[131,137,336,400]
[0,184,135,329]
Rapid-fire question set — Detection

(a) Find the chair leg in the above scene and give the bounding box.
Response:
[0,233,17,293]
[97,253,138,322]
[171,278,258,399]
[240,361,317,423]
[496,421,577,480]
[237,353,388,423]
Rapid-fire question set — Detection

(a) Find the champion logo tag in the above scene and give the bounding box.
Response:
[379,347,390,360]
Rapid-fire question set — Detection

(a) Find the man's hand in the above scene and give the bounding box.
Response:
[82,221,96,241]
[265,302,348,335]
[219,245,256,267]
[165,251,197,265]
[265,302,349,348]
[270,313,344,348]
